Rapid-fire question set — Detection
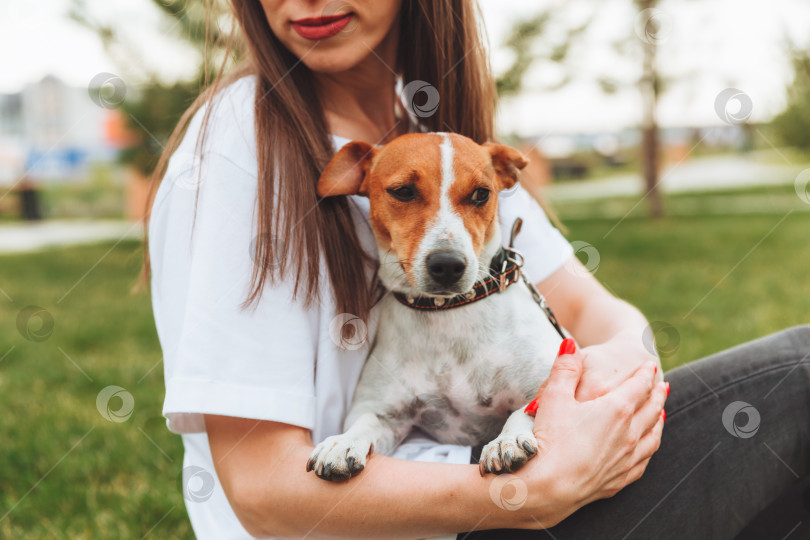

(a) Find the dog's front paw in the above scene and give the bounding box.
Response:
[479,431,538,476]
[306,435,374,482]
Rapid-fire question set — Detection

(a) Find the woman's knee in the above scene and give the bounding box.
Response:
[779,324,810,353]
[707,324,810,367]
[665,325,809,401]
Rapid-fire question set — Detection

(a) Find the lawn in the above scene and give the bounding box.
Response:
[560,210,810,370]
[0,190,808,537]
[0,242,188,538]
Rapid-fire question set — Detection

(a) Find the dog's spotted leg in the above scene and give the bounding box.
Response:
[307,411,409,482]
[479,407,538,475]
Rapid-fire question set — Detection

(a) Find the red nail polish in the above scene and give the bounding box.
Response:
[524,398,539,415]
[662,409,666,422]
[654,365,658,374]
[665,382,670,396]
[558,338,576,357]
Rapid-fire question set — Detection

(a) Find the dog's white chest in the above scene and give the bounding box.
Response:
[366,282,563,446]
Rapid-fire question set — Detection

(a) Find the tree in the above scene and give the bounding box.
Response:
[496,1,670,218]
[69,0,237,85]
[771,47,810,150]
[634,0,665,218]
[69,0,241,175]
[495,12,587,99]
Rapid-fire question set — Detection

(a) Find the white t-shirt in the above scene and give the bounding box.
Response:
[149,74,574,539]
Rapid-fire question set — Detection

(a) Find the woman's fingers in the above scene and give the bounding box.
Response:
[630,380,668,438]
[527,349,584,419]
[530,339,583,407]
[620,413,665,487]
[526,344,668,511]
[605,413,664,495]
[603,361,658,413]
[633,408,665,463]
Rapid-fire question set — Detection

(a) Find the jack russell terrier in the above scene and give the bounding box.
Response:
[308,132,567,481]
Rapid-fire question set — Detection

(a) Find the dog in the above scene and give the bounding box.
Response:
[307,132,566,481]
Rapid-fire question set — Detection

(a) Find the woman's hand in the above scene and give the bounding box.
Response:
[575,334,664,401]
[517,339,667,527]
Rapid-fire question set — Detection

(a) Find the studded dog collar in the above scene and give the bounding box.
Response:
[392,217,567,339]
[392,252,522,310]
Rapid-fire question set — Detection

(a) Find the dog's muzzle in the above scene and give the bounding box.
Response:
[425,250,467,289]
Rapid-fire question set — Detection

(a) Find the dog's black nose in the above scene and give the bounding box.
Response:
[426,251,466,287]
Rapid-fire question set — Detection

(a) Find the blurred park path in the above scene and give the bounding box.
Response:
[0,221,142,255]
[548,154,807,201]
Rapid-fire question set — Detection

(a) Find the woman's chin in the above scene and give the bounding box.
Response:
[297,44,383,74]
[303,56,365,75]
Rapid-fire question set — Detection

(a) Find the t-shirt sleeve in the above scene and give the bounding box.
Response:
[497,182,573,283]
[148,77,317,434]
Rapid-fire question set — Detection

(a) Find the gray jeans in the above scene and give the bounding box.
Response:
[460,325,810,539]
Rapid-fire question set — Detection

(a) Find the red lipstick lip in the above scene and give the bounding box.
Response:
[290,13,353,40]
[290,13,350,26]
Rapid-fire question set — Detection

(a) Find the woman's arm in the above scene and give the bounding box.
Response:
[206,417,530,538]
[205,351,666,539]
[537,255,664,400]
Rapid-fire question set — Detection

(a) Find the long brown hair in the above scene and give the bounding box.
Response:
[145,0,495,322]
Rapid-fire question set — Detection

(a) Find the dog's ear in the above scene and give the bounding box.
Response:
[484,142,528,191]
[317,141,376,198]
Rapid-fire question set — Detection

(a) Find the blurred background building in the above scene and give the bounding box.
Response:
[0,75,127,184]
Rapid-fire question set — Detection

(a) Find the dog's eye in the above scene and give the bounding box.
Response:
[387,186,416,202]
[470,188,490,206]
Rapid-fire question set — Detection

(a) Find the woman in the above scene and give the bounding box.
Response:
[146,1,810,538]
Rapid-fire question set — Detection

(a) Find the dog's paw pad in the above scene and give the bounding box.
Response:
[479,431,538,476]
[306,435,372,482]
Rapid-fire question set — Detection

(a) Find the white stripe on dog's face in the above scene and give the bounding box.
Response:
[409,134,479,295]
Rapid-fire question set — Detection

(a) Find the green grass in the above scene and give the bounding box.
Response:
[0,188,808,536]
[550,181,809,220]
[0,163,126,221]
[560,210,810,371]
[0,241,191,539]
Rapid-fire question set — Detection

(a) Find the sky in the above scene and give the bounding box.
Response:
[1,0,809,135]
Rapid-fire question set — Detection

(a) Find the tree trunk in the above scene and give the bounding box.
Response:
[638,0,664,218]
